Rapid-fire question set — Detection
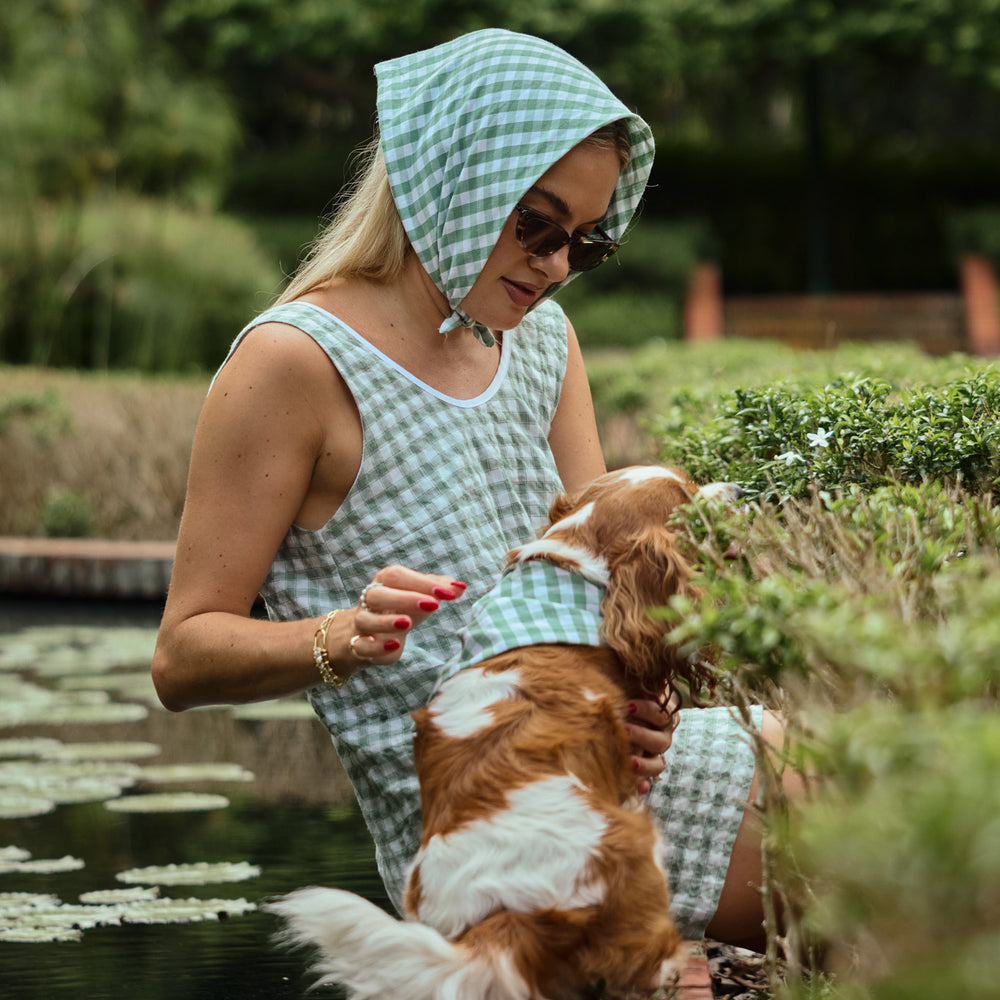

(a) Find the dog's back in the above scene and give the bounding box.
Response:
[407,647,685,998]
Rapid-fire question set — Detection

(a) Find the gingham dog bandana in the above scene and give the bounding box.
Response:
[375,29,655,346]
[443,558,606,679]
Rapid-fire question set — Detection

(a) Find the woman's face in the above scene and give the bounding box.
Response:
[459,141,623,333]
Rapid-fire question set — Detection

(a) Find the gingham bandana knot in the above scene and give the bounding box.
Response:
[375,29,655,346]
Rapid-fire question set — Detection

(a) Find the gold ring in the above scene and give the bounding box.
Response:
[349,634,372,663]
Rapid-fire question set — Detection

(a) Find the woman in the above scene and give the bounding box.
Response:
[152,28,771,947]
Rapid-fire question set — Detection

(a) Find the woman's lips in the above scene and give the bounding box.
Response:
[501,277,540,308]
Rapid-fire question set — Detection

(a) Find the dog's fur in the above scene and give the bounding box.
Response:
[267,466,742,1000]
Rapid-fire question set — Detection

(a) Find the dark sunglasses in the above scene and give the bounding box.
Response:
[513,204,619,272]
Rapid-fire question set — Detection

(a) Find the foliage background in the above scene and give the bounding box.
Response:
[5,6,1000,996]
[3,0,1000,369]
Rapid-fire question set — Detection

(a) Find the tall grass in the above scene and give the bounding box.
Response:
[0,366,206,539]
[0,194,280,372]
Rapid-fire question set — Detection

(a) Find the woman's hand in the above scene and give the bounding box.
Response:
[624,686,682,794]
[345,565,466,665]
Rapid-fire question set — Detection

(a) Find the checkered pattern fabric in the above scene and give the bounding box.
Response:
[651,705,763,936]
[443,559,605,677]
[220,299,759,937]
[375,29,655,342]
[221,297,569,907]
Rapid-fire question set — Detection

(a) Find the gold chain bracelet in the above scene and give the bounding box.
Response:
[312,609,349,688]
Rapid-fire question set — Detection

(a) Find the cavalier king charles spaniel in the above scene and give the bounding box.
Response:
[268,465,743,1000]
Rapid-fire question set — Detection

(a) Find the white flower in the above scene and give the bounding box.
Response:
[807,427,833,449]
[775,451,805,465]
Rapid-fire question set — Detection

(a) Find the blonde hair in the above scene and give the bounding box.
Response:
[580,119,633,171]
[277,135,410,304]
[276,119,633,304]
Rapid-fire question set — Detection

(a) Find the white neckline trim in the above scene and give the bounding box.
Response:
[292,302,511,408]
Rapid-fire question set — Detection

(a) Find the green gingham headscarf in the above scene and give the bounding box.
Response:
[375,29,655,346]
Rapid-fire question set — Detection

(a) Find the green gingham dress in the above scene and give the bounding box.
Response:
[217,29,758,937]
[220,298,757,936]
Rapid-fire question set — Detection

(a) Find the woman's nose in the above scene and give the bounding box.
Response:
[531,245,572,284]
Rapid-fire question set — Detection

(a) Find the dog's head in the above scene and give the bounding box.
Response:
[507,466,742,698]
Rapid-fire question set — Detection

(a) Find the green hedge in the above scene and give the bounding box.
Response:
[623,341,1000,997]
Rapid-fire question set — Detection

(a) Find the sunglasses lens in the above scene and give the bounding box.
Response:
[519,215,569,257]
[568,239,616,272]
[515,206,619,271]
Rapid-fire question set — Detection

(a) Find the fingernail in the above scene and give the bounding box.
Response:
[393,617,411,630]
[628,703,637,715]
[623,723,631,735]
[450,580,467,590]
[383,640,401,652]
[419,599,439,612]
[632,758,641,772]
[433,586,456,600]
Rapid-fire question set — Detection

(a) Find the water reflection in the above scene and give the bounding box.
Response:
[0,601,387,999]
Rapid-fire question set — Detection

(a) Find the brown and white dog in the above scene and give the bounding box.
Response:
[267,466,743,1000]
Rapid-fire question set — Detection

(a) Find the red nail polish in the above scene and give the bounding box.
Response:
[383,639,401,652]
[632,758,641,772]
[433,586,456,600]
[628,703,637,715]
[450,580,467,590]
[419,599,439,612]
[394,617,411,630]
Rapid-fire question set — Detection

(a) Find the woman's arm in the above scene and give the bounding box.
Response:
[549,316,673,791]
[547,317,606,492]
[151,325,453,712]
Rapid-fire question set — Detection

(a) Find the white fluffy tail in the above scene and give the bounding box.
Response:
[265,887,532,1000]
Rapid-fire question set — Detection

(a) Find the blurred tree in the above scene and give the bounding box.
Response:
[158,0,686,147]
[158,0,1000,293]
[1,0,239,206]
[0,0,267,368]
[657,0,1000,291]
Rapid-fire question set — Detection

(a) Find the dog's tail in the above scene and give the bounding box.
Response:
[265,887,540,1000]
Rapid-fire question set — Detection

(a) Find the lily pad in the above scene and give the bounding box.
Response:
[231,699,315,721]
[0,737,64,759]
[0,693,149,728]
[0,847,32,863]
[114,896,258,924]
[56,671,159,700]
[0,925,84,943]
[7,625,159,675]
[139,763,253,784]
[104,792,230,813]
[116,861,261,885]
[79,887,160,904]
[41,779,134,805]
[0,792,56,819]
[46,741,162,762]
[0,854,85,875]
[0,758,141,790]
[0,891,62,907]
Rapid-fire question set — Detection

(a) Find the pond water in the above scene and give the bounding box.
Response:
[0,598,388,1000]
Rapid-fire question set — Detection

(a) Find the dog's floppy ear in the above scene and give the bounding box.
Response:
[600,526,695,696]
[544,488,580,531]
[504,488,581,568]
